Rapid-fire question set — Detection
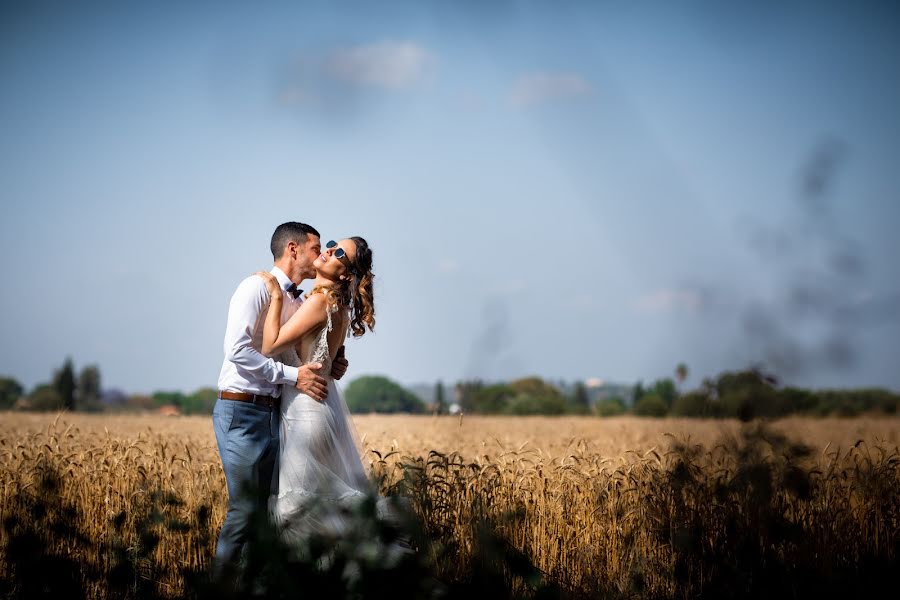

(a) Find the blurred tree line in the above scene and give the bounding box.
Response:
[2,361,898,418]
[0,358,217,415]
[453,377,579,416]
[450,364,899,419]
[660,368,900,419]
[344,375,426,413]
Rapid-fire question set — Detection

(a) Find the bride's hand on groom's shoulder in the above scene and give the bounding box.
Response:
[254,271,280,297]
[296,363,327,401]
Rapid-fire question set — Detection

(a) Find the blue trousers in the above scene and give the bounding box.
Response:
[212,398,280,574]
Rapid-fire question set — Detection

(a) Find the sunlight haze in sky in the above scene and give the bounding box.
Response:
[2,1,899,394]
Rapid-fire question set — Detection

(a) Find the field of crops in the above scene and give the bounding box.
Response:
[2,412,899,598]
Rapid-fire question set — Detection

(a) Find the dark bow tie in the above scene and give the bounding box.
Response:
[286,284,303,299]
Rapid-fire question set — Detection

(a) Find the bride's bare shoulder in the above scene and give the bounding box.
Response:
[300,292,328,314]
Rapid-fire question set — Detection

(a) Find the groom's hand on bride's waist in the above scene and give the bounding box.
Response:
[296,363,327,401]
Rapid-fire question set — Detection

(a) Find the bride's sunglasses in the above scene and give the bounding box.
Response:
[325,240,357,275]
[325,240,347,260]
[325,240,356,274]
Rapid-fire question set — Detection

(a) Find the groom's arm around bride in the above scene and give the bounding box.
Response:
[220,271,327,400]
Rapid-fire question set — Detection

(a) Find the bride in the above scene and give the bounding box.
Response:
[256,236,388,545]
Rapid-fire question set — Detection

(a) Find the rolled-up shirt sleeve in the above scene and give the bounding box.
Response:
[223,276,299,387]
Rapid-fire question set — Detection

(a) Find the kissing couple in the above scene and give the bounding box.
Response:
[212,221,387,578]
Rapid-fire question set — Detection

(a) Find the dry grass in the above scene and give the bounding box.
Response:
[353,413,900,460]
[1,412,899,598]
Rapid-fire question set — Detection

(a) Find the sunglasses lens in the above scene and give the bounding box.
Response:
[334,248,346,259]
[325,240,337,249]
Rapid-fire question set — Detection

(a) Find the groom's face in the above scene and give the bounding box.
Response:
[290,235,321,282]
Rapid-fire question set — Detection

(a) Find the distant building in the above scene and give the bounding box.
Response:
[158,404,181,417]
[581,378,634,406]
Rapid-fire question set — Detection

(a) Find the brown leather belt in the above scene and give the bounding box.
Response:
[218,390,280,409]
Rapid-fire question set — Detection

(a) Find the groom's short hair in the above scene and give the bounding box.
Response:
[271,222,321,259]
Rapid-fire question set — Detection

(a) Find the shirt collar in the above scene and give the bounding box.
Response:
[270,266,294,293]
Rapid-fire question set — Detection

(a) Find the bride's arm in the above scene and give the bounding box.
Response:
[258,278,327,356]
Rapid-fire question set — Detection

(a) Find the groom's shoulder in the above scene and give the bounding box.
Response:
[232,273,267,298]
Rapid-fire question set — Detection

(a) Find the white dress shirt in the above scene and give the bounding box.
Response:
[217,266,303,397]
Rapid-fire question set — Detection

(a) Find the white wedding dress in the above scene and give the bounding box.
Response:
[272,305,392,544]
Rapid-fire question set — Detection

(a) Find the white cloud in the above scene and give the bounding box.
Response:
[325,40,431,89]
[510,71,591,107]
[635,288,704,315]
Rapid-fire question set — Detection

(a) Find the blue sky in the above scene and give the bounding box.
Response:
[2,1,899,394]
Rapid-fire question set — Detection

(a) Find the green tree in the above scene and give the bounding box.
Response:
[715,368,781,420]
[595,396,626,417]
[503,377,567,415]
[509,377,563,400]
[861,389,900,414]
[455,380,484,413]
[632,381,646,406]
[152,391,187,409]
[471,384,515,413]
[53,358,76,411]
[434,380,446,415]
[77,365,101,401]
[344,376,426,413]
[652,378,678,410]
[570,381,591,414]
[28,384,64,411]
[77,365,103,411]
[671,391,712,417]
[181,387,218,415]
[0,377,24,409]
[810,388,900,416]
[505,393,567,415]
[675,363,689,385]
[633,393,668,417]
[779,387,819,414]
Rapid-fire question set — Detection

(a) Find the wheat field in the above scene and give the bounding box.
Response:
[2,412,899,598]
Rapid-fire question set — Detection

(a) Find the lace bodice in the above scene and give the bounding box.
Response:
[278,303,347,376]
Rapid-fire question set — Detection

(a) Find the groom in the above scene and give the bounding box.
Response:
[213,221,349,578]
